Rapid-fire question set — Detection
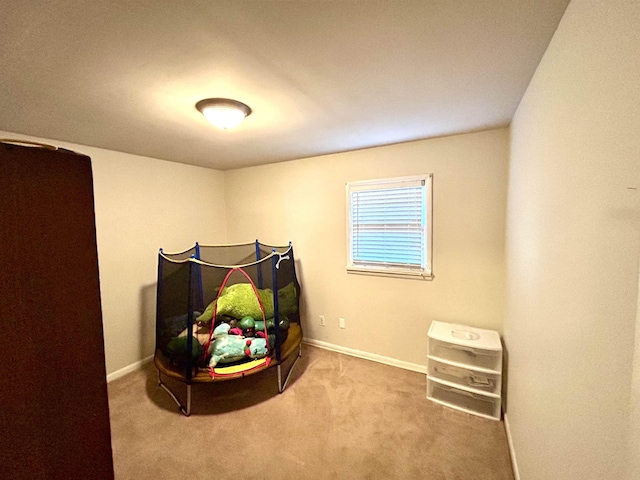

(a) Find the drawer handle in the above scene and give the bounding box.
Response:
[439,384,488,401]
[442,343,477,357]
[434,366,495,390]
[469,374,492,388]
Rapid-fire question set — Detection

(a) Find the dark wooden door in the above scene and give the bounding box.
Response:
[0,142,114,479]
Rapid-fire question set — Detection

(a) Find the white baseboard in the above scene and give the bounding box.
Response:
[503,413,521,480]
[107,340,428,383]
[106,355,154,383]
[302,338,427,374]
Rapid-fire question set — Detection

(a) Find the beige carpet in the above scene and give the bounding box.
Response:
[108,345,514,480]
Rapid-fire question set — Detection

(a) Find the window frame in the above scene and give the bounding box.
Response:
[345,174,433,280]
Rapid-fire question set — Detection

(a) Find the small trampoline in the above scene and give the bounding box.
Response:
[154,240,303,415]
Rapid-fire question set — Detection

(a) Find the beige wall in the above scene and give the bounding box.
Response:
[225,128,509,367]
[632,262,640,480]
[504,0,640,478]
[0,131,227,376]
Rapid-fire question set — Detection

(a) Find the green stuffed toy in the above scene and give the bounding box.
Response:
[196,281,299,324]
[255,316,290,332]
[164,336,203,365]
[197,283,273,323]
[277,281,298,316]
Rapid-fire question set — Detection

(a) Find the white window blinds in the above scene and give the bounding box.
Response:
[347,175,432,278]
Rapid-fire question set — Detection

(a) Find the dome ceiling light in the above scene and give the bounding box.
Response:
[195,98,252,130]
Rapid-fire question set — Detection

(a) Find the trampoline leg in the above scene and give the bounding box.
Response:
[185,384,192,416]
[278,344,303,394]
[158,370,192,417]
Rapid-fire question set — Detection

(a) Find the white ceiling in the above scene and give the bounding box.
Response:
[0,1,570,170]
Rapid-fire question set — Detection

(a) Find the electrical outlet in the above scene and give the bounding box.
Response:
[319,315,326,326]
[339,317,346,329]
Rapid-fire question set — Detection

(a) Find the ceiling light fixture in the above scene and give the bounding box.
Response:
[195,98,252,130]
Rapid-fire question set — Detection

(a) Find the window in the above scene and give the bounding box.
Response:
[346,174,432,279]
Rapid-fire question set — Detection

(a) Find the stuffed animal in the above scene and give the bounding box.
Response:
[164,336,203,365]
[177,321,210,345]
[196,284,274,323]
[244,338,269,359]
[255,315,290,345]
[208,323,268,368]
[196,281,299,324]
[239,315,256,337]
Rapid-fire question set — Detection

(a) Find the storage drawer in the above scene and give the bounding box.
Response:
[428,338,501,371]
[428,359,501,395]
[427,378,500,420]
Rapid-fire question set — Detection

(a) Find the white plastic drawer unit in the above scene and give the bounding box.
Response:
[427,321,502,372]
[426,321,503,420]
[427,359,501,395]
[427,378,501,420]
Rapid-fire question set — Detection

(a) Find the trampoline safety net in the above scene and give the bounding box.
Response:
[155,241,301,382]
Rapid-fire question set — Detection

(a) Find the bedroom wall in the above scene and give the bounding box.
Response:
[0,131,228,377]
[224,128,508,369]
[632,264,640,480]
[504,0,640,478]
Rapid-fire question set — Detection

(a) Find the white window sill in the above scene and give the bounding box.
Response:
[346,265,434,281]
